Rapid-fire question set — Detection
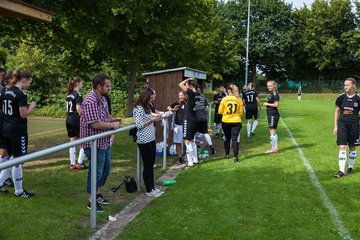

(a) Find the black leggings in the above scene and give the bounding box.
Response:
[222,122,242,157]
[137,140,156,192]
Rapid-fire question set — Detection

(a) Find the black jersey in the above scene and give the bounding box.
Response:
[336,93,360,123]
[170,101,185,125]
[185,89,201,121]
[194,94,208,122]
[266,90,280,114]
[2,86,28,136]
[243,90,258,110]
[214,92,226,113]
[0,86,5,122]
[66,90,83,124]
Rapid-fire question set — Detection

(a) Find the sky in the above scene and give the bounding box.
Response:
[284,0,314,9]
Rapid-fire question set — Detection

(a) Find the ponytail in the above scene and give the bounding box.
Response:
[65,77,82,97]
[10,70,31,86]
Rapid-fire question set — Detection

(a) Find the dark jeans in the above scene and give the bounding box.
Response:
[84,146,111,194]
[137,140,156,193]
[222,122,242,157]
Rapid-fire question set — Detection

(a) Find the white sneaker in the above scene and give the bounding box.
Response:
[146,189,162,198]
[154,188,164,196]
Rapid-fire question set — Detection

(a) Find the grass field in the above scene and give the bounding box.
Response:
[118,93,360,240]
[1,93,360,239]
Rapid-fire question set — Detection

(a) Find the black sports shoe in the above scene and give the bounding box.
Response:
[251,132,255,136]
[210,145,216,155]
[87,202,104,212]
[14,190,35,198]
[96,194,109,205]
[234,157,240,163]
[335,171,345,178]
[0,185,9,193]
[4,178,14,187]
[346,168,353,174]
[178,157,186,164]
[225,155,230,159]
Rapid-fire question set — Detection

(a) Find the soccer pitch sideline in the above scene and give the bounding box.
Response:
[1,94,359,239]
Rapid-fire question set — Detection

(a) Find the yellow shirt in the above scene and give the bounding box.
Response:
[218,95,243,123]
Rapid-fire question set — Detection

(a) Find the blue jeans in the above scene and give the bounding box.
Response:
[84,147,111,194]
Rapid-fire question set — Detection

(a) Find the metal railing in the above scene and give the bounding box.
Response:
[0,118,172,229]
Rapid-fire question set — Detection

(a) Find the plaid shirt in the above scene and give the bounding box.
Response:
[80,90,111,149]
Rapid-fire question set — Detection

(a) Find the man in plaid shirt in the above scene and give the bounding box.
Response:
[80,74,121,212]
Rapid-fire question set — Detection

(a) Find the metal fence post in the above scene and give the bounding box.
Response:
[208,103,212,129]
[90,140,97,229]
[136,146,141,192]
[163,118,168,170]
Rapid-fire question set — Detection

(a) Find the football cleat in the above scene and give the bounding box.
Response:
[4,178,14,187]
[265,148,279,154]
[0,185,9,193]
[14,190,35,198]
[335,171,345,178]
[346,168,353,174]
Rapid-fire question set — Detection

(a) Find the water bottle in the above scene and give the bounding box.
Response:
[162,180,176,186]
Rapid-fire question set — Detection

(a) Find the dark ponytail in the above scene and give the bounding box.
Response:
[65,77,82,97]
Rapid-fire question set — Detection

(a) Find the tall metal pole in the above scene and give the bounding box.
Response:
[245,0,251,87]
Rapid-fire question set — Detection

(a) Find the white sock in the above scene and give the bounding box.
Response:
[185,142,193,165]
[0,156,11,185]
[191,141,198,163]
[12,163,23,195]
[69,147,76,165]
[338,150,346,172]
[252,120,258,132]
[270,134,278,149]
[204,133,213,146]
[77,148,85,164]
[348,151,356,168]
[247,122,251,136]
[215,124,221,134]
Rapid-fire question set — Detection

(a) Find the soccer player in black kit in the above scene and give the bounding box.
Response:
[242,82,261,137]
[0,70,36,198]
[66,77,86,170]
[333,78,360,178]
[213,85,226,138]
[263,80,280,153]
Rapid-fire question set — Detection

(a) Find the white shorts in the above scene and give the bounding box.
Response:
[173,124,183,144]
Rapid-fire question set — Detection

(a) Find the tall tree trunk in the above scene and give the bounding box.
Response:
[125,58,138,117]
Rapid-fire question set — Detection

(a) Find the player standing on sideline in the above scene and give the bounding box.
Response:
[0,70,36,197]
[213,85,226,138]
[167,91,187,164]
[66,77,86,170]
[333,78,360,178]
[297,85,302,101]
[264,80,280,153]
[195,86,216,155]
[218,84,243,162]
[242,82,261,137]
[179,77,200,168]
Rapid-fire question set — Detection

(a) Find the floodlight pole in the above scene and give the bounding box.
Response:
[245,0,251,87]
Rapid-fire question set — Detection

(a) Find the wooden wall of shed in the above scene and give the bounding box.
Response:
[147,70,184,145]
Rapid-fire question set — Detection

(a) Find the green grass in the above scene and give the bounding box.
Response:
[2,93,360,239]
[0,117,169,240]
[118,93,360,240]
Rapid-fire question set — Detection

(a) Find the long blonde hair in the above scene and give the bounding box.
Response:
[227,84,239,97]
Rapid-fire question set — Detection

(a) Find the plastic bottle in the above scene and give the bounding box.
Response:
[162,180,176,186]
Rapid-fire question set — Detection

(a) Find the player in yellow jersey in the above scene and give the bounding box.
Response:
[218,84,243,162]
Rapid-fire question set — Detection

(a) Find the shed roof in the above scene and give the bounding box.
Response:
[0,0,53,22]
[142,67,207,80]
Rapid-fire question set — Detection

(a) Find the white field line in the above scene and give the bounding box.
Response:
[29,128,65,137]
[281,118,352,240]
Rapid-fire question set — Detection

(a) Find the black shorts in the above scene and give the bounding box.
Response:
[214,114,222,124]
[4,135,28,157]
[66,123,80,138]
[337,121,360,146]
[183,120,197,141]
[197,121,208,134]
[245,109,258,120]
[0,120,5,149]
[267,112,280,129]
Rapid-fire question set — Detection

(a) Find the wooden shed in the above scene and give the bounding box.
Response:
[142,67,207,142]
[0,0,53,22]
